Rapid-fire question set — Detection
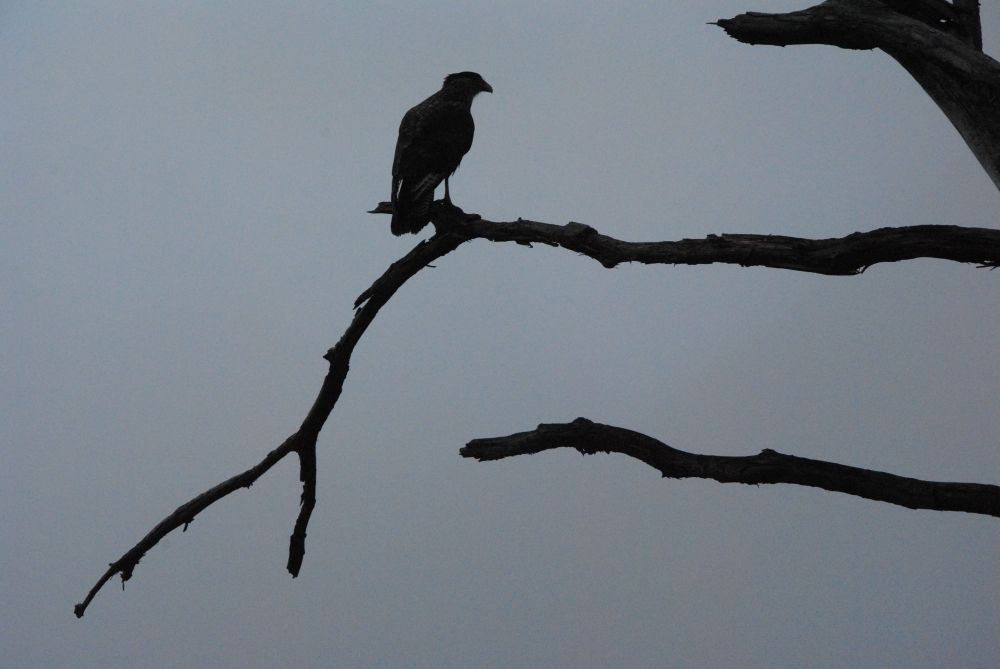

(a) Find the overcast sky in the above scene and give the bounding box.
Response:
[3,2,1000,667]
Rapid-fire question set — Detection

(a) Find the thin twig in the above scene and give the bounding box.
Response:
[74,433,302,618]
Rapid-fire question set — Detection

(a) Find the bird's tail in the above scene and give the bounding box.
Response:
[391,174,443,236]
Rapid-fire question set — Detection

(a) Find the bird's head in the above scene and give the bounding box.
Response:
[443,71,493,96]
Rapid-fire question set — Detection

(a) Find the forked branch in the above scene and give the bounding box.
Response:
[463,418,1000,517]
[75,203,1000,617]
[75,223,469,618]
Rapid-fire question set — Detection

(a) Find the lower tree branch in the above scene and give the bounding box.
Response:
[76,204,1000,617]
[74,432,303,618]
[462,418,1000,517]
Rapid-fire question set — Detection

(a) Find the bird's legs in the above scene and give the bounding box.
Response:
[443,178,452,204]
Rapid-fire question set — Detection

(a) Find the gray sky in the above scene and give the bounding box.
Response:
[3,1,1000,667]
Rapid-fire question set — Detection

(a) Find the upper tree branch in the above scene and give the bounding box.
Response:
[463,418,1000,517]
[367,203,1000,276]
[715,0,1000,191]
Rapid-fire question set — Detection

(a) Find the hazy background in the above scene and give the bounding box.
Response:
[3,1,1000,667]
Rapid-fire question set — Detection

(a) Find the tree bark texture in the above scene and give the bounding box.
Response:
[716,0,1000,191]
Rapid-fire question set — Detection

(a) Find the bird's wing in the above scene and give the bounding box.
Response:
[392,108,421,177]
[395,101,475,179]
[392,105,424,204]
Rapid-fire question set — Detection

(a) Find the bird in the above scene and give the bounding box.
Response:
[390,72,493,235]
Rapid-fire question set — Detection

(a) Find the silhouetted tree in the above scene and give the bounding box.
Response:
[76,0,1000,619]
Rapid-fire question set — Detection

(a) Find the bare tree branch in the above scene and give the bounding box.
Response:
[715,0,1000,190]
[75,222,470,618]
[462,418,1000,517]
[74,433,302,618]
[76,203,999,617]
[369,203,1000,276]
[467,219,1000,274]
[287,433,316,577]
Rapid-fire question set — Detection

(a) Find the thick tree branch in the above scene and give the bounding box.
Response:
[77,204,999,617]
[370,202,1000,275]
[715,0,1000,190]
[462,418,1000,517]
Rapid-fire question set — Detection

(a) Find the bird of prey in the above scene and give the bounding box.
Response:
[390,72,493,235]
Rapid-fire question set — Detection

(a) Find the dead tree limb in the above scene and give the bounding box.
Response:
[462,418,1000,517]
[715,0,1000,191]
[75,203,1000,617]
[74,225,469,618]
[73,433,302,618]
[456,217,1000,274]
[367,202,1000,275]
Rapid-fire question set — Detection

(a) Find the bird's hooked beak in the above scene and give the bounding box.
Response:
[482,81,493,94]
